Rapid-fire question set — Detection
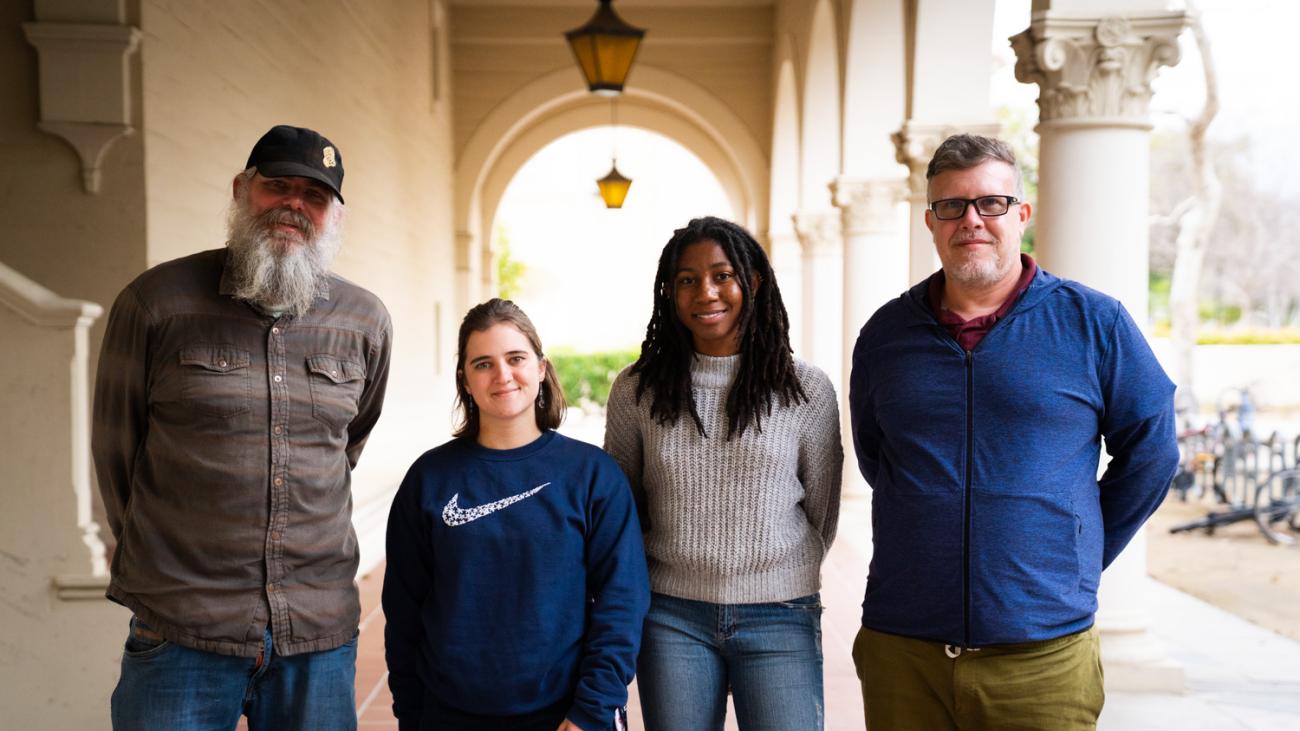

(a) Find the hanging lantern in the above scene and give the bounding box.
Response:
[597,162,632,208]
[564,0,646,95]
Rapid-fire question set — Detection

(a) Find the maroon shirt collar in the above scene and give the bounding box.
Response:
[927,254,1037,351]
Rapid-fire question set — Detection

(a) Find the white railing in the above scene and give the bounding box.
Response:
[0,260,125,729]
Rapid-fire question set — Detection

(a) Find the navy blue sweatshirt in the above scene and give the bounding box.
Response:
[849,267,1179,647]
[382,431,650,730]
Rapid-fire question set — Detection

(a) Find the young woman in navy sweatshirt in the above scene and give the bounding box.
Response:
[383,298,650,731]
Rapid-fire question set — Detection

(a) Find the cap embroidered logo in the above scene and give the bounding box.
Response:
[322,146,337,168]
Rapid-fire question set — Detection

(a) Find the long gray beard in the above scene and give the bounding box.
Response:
[224,199,342,317]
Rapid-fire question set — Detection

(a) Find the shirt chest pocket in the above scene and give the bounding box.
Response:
[306,354,366,430]
[178,345,252,419]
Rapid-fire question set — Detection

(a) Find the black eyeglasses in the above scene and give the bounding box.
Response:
[929,196,1019,221]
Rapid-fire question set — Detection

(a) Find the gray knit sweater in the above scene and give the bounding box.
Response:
[603,354,843,604]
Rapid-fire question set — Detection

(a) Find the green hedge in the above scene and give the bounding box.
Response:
[549,349,639,408]
[1194,329,1300,345]
[1151,324,1300,344]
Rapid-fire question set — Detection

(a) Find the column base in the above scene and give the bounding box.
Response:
[1100,627,1185,693]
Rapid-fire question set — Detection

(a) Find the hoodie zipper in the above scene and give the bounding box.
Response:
[912,272,1041,651]
[962,348,974,649]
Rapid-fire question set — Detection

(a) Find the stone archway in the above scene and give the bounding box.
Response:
[454,66,769,314]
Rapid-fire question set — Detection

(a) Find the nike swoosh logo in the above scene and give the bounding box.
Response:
[442,483,550,527]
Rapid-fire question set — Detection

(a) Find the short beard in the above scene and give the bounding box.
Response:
[945,243,1013,289]
[224,191,342,317]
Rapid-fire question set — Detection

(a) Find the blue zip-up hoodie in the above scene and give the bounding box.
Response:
[849,267,1178,647]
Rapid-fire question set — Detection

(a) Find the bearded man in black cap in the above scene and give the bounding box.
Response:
[92,125,391,731]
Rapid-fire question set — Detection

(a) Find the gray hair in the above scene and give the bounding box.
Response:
[926,134,1023,200]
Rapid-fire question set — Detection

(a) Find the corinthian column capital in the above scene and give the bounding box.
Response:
[830,177,907,236]
[892,122,1002,200]
[791,210,842,257]
[1010,12,1186,127]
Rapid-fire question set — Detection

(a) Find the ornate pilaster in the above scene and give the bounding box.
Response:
[791,211,842,257]
[480,238,497,293]
[830,177,908,236]
[1011,13,1186,127]
[892,122,1002,201]
[453,230,477,315]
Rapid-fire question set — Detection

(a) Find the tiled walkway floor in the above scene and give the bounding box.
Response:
[347,490,874,729]
[355,568,397,727]
[347,483,1300,729]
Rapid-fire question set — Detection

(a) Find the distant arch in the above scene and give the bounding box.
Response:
[453,66,769,307]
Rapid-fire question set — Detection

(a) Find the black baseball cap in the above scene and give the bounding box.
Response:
[245,125,345,203]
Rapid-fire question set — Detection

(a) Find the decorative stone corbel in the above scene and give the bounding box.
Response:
[22,21,142,193]
[1010,13,1186,127]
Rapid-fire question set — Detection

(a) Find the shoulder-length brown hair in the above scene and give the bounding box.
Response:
[453,298,565,439]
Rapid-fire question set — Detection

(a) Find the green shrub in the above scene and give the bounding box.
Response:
[1151,325,1300,344]
[1195,329,1300,345]
[549,349,639,408]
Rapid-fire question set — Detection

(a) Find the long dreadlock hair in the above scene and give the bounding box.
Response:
[631,216,806,439]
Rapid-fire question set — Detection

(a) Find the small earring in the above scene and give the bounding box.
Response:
[536,388,546,410]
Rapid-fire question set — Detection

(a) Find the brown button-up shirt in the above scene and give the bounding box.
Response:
[92,249,392,657]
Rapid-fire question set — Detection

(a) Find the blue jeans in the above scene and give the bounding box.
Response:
[636,592,824,731]
[110,616,357,731]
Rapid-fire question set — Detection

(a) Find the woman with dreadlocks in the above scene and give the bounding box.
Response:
[604,216,843,730]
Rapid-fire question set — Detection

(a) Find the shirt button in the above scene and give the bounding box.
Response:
[273,426,282,435]
[273,374,282,383]
[273,477,283,486]
[330,370,338,377]
[271,327,280,335]
[218,359,228,368]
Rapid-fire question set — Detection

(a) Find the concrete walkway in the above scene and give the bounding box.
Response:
[349,484,1300,729]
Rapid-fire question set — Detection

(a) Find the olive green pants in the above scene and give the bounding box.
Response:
[852,625,1103,730]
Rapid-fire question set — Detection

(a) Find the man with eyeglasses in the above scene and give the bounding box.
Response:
[847,134,1177,729]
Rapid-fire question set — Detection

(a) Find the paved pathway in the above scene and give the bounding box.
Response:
[349,483,1300,729]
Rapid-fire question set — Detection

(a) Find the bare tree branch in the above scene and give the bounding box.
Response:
[1166,1,1222,397]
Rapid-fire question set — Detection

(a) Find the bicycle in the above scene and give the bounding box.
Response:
[1252,467,1300,546]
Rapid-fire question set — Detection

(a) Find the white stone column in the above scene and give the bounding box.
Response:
[1013,10,1187,692]
[831,177,909,495]
[893,122,1001,286]
[768,230,804,356]
[792,211,843,389]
